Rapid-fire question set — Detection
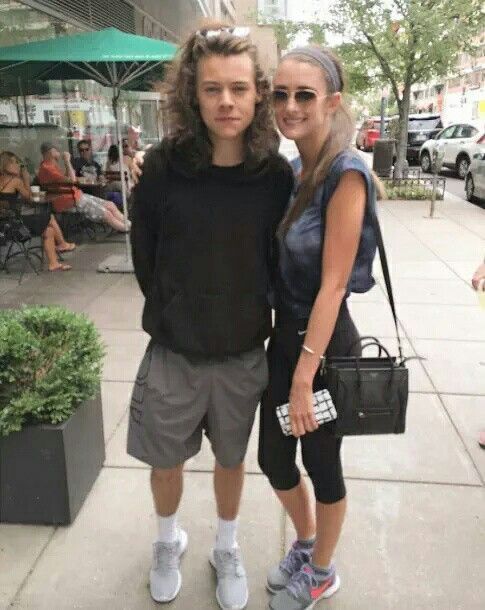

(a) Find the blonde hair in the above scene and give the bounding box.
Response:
[279,47,384,234]
[161,20,278,169]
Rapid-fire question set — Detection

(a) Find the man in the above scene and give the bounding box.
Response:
[72,139,102,180]
[472,260,485,449]
[37,142,130,233]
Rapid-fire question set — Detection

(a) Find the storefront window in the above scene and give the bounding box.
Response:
[0,0,162,173]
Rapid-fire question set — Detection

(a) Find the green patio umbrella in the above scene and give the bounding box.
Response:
[0,28,177,272]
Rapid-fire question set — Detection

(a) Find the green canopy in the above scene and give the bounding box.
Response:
[0,27,177,87]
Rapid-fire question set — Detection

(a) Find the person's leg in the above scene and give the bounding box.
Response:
[313,497,347,568]
[208,347,268,610]
[151,464,184,519]
[42,226,71,271]
[214,460,244,522]
[274,480,315,541]
[49,215,75,251]
[102,208,129,232]
[127,343,208,603]
[104,199,126,222]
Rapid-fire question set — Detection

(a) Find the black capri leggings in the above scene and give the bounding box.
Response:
[258,301,360,504]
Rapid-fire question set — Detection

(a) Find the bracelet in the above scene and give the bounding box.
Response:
[302,344,324,359]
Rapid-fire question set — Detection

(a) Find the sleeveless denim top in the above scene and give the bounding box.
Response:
[276,149,377,319]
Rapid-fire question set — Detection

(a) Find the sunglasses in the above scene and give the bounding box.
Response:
[272,89,318,105]
[79,147,90,152]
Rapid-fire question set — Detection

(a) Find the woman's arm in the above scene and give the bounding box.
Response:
[289,170,367,437]
[14,176,32,201]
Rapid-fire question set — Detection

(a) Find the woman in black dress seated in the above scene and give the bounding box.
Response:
[0,151,75,272]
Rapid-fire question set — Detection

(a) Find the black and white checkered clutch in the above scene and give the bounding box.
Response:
[276,389,337,436]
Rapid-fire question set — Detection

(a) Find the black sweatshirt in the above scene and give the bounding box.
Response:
[131,140,294,357]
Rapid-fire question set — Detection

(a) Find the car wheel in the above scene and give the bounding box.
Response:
[465,175,476,202]
[420,151,431,173]
[456,155,470,179]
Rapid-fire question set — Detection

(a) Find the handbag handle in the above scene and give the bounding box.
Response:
[354,341,396,397]
[347,335,381,356]
[370,208,404,363]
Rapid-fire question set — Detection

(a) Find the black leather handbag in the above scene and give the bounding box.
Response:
[323,210,409,436]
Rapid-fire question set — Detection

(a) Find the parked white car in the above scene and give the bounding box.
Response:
[465,152,485,204]
[419,122,485,179]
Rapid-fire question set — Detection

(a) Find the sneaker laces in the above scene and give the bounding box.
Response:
[286,565,319,599]
[215,549,244,578]
[154,541,179,571]
[279,545,312,576]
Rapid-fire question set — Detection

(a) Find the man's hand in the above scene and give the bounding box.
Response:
[472,262,485,291]
[131,150,146,185]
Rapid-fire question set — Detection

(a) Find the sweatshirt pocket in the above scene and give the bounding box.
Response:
[159,291,268,355]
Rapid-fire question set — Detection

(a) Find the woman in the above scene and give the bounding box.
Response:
[127,23,293,609]
[258,47,381,610]
[0,151,74,272]
[105,142,134,194]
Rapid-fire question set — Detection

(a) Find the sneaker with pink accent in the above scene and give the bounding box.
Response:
[266,542,313,593]
[268,563,340,610]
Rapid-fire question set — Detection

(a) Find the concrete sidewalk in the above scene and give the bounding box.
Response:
[1,196,484,610]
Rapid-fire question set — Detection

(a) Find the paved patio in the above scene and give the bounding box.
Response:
[1,195,484,610]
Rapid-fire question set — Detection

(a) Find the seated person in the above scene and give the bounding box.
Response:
[0,151,74,272]
[72,139,102,180]
[37,143,130,233]
[105,143,134,194]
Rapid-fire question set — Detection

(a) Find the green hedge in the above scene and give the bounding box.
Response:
[384,184,444,201]
[0,306,104,437]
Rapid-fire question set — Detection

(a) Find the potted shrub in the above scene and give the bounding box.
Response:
[0,306,105,525]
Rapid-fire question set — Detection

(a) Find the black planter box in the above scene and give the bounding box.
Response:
[0,392,105,525]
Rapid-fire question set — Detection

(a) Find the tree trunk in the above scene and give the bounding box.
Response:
[393,84,411,179]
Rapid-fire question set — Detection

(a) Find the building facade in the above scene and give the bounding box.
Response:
[234,0,280,74]
[257,0,287,20]
[0,0,223,169]
[411,31,485,126]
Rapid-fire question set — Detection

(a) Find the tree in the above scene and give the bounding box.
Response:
[255,14,327,53]
[329,0,484,177]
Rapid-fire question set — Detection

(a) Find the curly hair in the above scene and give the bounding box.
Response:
[161,21,279,170]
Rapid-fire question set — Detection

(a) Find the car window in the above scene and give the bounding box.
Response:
[436,126,457,139]
[408,116,442,131]
[455,125,478,138]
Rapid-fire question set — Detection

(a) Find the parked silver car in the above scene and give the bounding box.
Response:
[419,122,484,179]
[465,152,485,203]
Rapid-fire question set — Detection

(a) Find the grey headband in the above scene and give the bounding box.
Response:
[284,47,342,92]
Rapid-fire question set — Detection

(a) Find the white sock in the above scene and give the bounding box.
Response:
[157,513,178,544]
[215,517,238,551]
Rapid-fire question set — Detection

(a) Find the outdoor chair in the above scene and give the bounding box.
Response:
[0,196,43,283]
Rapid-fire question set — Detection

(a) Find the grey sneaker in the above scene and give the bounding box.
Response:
[267,542,313,593]
[149,529,188,603]
[210,547,248,610]
[269,563,340,610]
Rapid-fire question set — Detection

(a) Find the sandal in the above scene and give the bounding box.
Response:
[49,264,72,272]
[56,243,76,253]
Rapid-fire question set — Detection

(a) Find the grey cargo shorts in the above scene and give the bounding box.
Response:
[127,342,268,469]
